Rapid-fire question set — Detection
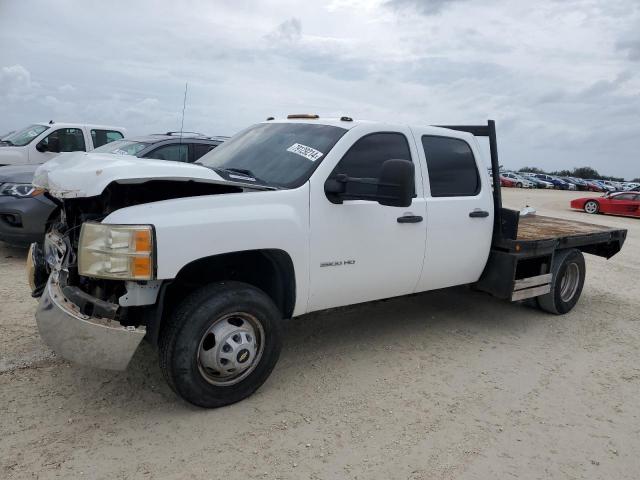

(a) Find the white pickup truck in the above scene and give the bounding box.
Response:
[0,122,126,166]
[29,117,627,408]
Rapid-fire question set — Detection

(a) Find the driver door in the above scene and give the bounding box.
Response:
[307,128,427,312]
[33,128,87,163]
[608,193,640,216]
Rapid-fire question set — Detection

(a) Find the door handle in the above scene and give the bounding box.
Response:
[469,210,489,218]
[397,215,423,223]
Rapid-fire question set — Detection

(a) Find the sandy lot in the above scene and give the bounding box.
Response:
[1,189,639,479]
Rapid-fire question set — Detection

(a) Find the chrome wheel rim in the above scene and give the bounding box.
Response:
[560,263,580,302]
[584,201,597,214]
[197,312,264,386]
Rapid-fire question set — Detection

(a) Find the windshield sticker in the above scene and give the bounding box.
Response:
[287,143,323,162]
[113,149,131,155]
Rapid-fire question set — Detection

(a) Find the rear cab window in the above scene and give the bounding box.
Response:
[91,129,124,148]
[421,136,480,197]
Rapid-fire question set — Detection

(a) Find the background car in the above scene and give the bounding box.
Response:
[93,132,228,162]
[520,172,555,188]
[582,179,604,192]
[561,177,589,191]
[501,172,535,188]
[500,175,517,187]
[591,180,616,192]
[570,191,640,218]
[0,132,227,246]
[532,173,571,189]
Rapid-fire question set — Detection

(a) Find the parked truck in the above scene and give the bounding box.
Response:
[0,121,126,166]
[29,117,627,407]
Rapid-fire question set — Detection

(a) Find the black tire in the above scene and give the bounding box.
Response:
[584,200,599,214]
[159,281,282,408]
[537,249,585,315]
[516,182,523,188]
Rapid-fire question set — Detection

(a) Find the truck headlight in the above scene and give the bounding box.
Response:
[78,223,155,280]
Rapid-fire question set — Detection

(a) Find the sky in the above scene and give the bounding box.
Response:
[0,0,638,179]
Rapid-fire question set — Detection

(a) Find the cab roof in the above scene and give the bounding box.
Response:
[263,116,472,138]
[36,121,126,131]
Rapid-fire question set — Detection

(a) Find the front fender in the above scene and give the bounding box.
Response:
[103,185,310,315]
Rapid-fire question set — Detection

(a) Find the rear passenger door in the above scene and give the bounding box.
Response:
[412,128,494,291]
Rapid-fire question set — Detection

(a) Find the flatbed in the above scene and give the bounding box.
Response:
[515,215,619,241]
[439,123,628,303]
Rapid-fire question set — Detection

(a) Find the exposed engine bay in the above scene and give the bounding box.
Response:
[32,179,248,326]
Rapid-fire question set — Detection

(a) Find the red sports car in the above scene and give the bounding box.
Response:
[570,191,640,218]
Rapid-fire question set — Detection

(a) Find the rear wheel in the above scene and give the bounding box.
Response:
[584,200,599,214]
[159,281,282,408]
[537,249,585,315]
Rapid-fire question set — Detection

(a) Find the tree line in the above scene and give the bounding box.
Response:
[517,166,639,183]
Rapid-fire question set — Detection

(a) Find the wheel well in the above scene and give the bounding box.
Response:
[147,250,296,346]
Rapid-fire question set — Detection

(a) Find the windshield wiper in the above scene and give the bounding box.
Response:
[211,167,278,190]
[224,167,258,178]
[0,140,14,146]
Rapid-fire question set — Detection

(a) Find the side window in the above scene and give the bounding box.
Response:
[193,143,217,161]
[91,129,124,148]
[329,132,412,197]
[144,143,188,162]
[614,194,633,201]
[39,128,86,152]
[422,136,480,197]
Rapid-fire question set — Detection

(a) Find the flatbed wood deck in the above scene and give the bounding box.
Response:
[491,212,627,259]
[516,215,617,241]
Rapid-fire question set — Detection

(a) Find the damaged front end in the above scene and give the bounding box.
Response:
[32,228,146,370]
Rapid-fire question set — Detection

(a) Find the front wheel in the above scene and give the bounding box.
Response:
[159,281,282,408]
[537,249,585,315]
[516,182,523,188]
[584,200,599,214]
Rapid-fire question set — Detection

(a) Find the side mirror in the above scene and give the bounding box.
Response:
[376,159,415,207]
[324,159,415,207]
[36,142,48,153]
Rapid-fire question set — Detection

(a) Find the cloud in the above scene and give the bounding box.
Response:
[58,84,76,93]
[0,0,639,178]
[267,17,302,42]
[617,39,640,61]
[0,64,33,95]
[385,0,467,15]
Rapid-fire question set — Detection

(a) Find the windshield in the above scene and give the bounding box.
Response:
[197,122,347,188]
[2,124,49,146]
[92,139,150,156]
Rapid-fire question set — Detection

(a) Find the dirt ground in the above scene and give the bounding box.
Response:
[1,188,639,480]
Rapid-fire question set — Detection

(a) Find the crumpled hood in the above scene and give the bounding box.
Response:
[33,151,253,198]
[0,164,39,183]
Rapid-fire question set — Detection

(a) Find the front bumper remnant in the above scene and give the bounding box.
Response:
[36,277,146,370]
